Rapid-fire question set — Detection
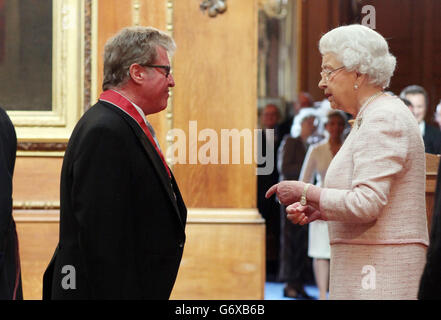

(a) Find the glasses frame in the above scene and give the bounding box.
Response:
[321,66,345,82]
[142,64,171,78]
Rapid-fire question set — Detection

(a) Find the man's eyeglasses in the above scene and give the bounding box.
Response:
[143,64,171,78]
[320,66,345,82]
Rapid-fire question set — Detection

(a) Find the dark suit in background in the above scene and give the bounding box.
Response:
[257,129,281,280]
[418,158,441,299]
[423,123,441,155]
[277,136,314,297]
[0,107,22,300]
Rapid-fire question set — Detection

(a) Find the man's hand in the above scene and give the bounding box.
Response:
[286,202,324,225]
[265,181,304,206]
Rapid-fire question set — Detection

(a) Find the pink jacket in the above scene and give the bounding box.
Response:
[319,95,429,247]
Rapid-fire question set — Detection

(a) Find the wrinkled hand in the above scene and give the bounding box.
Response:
[265,181,304,206]
[286,202,323,225]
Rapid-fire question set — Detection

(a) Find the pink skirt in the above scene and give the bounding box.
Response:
[329,243,427,300]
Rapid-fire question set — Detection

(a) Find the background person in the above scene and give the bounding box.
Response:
[0,107,22,300]
[400,85,441,154]
[418,158,441,299]
[43,26,187,299]
[257,104,282,280]
[299,110,347,300]
[277,92,314,140]
[267,24,429,299]
[276,108,317,299]
[400,97,413,112]
[434,101,441,130]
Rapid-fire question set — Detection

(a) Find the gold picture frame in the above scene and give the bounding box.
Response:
[7,0,85,146]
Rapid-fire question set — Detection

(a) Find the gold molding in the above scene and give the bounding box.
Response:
[12,207,264,224]
[13,210,60,222]
[132,0,141,26]
[16,151,64,158]
[187,208,264,224]
[8,0,84,143]
[296,0,302,94]
[165,0,175,168]
[90,0,98,105]
[13,201,60,210]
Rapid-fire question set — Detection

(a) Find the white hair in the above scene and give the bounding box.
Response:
[290,108,318,138]
[319,24,396,88]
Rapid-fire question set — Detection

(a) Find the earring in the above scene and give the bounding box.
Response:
[354,84,359,90]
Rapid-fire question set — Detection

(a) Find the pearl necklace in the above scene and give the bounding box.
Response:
[353,91,384,129]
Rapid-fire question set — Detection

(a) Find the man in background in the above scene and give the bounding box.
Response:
[0,107,22,300]
[43,26,187,299]
[419,156,441,299]
[434,101,441,130]
[258,104,281,280]
[277,92,314,140]
[400,85,441,154]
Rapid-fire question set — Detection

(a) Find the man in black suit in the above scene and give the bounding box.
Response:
[0,107,22,300]
[419,158,441,299]
[400,85,441,154]
[43,26,187,299]
[277,92,314,140]
[257,104,281,280]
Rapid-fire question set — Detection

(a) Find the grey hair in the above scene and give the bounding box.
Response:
[399,85,429,108]
[319,24,396,88]
[102,26,176,91]
[290,108,318,138]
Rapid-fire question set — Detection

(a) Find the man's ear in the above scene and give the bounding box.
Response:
[128,64,145,84]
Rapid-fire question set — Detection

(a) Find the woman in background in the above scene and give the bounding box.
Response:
[299,110,347,299]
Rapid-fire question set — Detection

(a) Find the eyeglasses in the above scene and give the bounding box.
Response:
[143,64,171,78]
[320,66,345,82]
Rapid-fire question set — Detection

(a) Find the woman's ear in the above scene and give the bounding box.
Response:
[354,72,367,89]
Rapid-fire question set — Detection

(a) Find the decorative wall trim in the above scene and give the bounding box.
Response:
[17,142,67,152]
[9,0,84,143]
[84,0,92,111]
[12,207,264,224]
[13,201,60,210]
[165,0,175,168]
[132,0,141,26]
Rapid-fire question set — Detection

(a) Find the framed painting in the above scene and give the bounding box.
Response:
[0,0,85,149]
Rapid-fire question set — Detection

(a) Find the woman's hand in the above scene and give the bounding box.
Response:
[285,202,324,225]
[265,181,304,206]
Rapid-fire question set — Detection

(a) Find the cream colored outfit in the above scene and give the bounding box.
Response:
[300,140,333,259]
[319,95,429,299]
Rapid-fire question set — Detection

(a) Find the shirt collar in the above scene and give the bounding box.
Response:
[419,120,425,136]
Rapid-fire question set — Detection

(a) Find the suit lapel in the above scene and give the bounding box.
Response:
[101,101,185,229]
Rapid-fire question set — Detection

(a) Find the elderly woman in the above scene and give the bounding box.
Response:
[266,24,429,299]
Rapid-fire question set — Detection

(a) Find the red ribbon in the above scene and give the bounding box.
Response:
[99,90,171,179]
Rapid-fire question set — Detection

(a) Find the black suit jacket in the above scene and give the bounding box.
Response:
[43,101,187,299]
[418,159,441,299]
[424,123,441,155]
[0,107,22,300]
